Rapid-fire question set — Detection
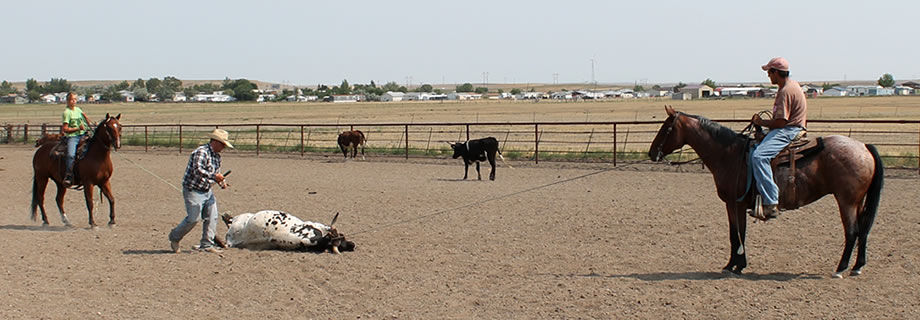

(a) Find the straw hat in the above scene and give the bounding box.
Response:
[208,129,234,149]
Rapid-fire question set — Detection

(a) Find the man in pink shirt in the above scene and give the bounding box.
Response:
[750,57,808,220]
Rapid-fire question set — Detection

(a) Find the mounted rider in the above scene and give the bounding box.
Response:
[61,92,93,186]
[750,57,808,220]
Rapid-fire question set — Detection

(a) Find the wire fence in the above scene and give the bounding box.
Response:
[4,119,920,169]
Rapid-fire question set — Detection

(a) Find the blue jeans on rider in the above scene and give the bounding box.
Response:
[168,188,220,249]
[751,126,803,206]
[65,135,82,178]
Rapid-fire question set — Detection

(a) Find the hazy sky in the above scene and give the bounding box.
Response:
[4,0,919,87]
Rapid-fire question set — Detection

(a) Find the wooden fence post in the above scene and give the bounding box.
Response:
[144,126,148,152]
[257,124,261,157]
[300,125,305,157]
[179,125,183,154]
[613,123,617,166]
[23,124,28,144]
[41,123,47,136]
[466,124,470,141]
[404,125,409,159]
[5,124,12,144]
[534,124,539,164]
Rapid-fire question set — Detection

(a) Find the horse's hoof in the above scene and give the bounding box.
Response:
[832,272,845,279]
[42,223,50,227]
[721,268,733,274]
[850,269,862,276]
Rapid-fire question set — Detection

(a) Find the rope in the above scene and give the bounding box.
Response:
[113,152,183,193]
[349,167,614,237]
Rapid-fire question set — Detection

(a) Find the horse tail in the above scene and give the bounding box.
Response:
[30,173,39,221]
[860,144,884,235]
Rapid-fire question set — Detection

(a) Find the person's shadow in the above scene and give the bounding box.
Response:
[0,224,73,232]
[541,271,823,281]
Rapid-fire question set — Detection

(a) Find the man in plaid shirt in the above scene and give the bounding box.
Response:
[169,129,233,253]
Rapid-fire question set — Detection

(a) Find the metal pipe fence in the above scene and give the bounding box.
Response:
[5,119,920,169]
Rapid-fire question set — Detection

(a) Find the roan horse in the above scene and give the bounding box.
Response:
[31,113,123,227]
[648,106,883,278]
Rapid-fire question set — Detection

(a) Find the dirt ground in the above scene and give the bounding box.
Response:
[1,145,919,319]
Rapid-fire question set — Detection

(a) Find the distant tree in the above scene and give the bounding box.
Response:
[418,84,433,92]
[26,78,40,92]
[27,90,42,102]
[46,78,72,93]
[338,79,351,94]
[0,81,16,95]
[433,88,444,94]
[222,88,235,97]
[510,88,522,95]
[652,84,661,90]
[821,82,840,91]
[114,80,130,91]
[183,87,197,99]
[381,81,400,92]
[133,88,150,101]
[369,80,377,88]
[102,86,120,101]
[154,87,174,102]
[130,78,145,90]
[162,76,182,91]
[474,87,488,94]
[397,86,408,93]
[701,78,717,89]
[146,78,161,93]
[456,83,474,92]
[222,77,233,89]
[227,78,257,101]
[674,82,687,92]
[497,89,504,94]
[633,85,645,92]
[878,73,895,87]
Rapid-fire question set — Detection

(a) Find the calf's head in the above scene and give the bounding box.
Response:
[449,142,466,159]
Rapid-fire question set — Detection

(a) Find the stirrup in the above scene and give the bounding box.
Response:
[749,195,767,220]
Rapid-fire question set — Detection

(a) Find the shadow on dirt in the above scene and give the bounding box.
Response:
[122,249,179,255]
[544,271,824,281]
[0,224,73,232]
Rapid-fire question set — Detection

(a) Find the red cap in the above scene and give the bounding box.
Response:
[761,57,789,72]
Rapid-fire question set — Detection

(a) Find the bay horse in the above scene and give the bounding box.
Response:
[337,130,367,160]
[648,106,883,278]
[31,113,123,227]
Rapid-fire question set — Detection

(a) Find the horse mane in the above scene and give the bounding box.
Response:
[680,113,748,147]
[85,117,109,148]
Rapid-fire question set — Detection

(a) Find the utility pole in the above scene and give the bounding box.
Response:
[590,58,597,94]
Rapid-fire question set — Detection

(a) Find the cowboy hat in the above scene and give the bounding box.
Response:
[208,129,234,149]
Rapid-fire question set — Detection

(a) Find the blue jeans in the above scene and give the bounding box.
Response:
[64,135,82,177]
[168,188,219,249]
[751,126,803,206]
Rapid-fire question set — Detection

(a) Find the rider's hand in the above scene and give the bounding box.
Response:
[750,114,761,126]
[219,181,230,189]
[78,124,85,131]
[215,172,224,183]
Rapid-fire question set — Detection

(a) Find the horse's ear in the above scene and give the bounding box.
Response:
[105,113,110,120]
[115,113,121,120]
[665,105,676,116]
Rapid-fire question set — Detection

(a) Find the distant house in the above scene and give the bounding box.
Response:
[671,92,691,100]
[193,92,234,102]
[284,95,318,102]
[644,88,671,97]
[447,92,482,100]
[549,91,572,100]
[901,81,920,89]
[117,90,136,102]
[327,94,364,103]
[172,92,187,102]
[257,94,275,102]
[822,87,848,97]
[847,85,880,96]
[381,91,405,102]
[41,94,57,103]
[0,94,27,104]
[894,86,913,95]
[718,87,763,98]
[678,85,713,99]
[515,92,543,100]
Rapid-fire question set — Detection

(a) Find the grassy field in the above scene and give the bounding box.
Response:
[3,96,920,166]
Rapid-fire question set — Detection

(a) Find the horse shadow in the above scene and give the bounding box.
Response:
[544,271,823,282]
[434,178,482,182]
[122,249,182,255]
[0,224,74,232]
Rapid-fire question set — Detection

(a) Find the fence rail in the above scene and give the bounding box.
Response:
[5,119,920,169]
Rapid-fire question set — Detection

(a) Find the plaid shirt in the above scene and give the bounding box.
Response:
[182,144,221,192]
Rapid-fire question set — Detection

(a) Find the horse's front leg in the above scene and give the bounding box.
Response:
[54,180,72,227]
[723,202,748,274]
[83,184,97,228]
[100,180,116,226]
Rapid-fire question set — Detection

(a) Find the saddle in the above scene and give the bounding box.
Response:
[749,129,824,211]
[45,134,90,186]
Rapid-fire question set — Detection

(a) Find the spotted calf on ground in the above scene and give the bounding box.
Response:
[221,210,355,253]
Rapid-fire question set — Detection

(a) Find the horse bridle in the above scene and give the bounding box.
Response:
[654,113,679,161]
[97,118,121,150]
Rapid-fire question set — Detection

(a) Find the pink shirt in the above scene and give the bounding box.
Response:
[772,79,807,128]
